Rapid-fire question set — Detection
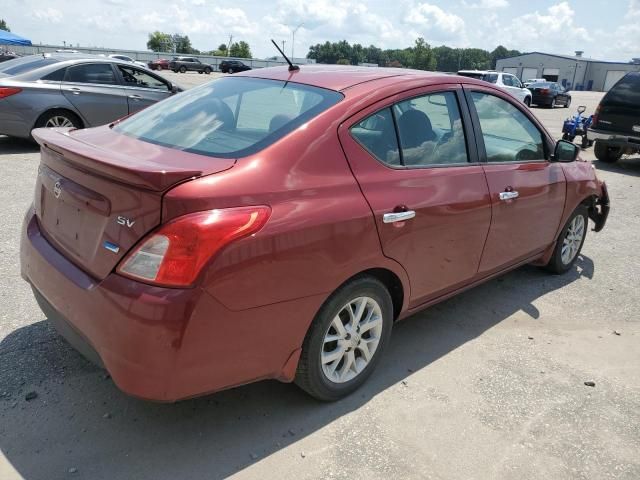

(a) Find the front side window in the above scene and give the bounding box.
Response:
[502,75,514,87]
[470,92,545,163]
[118,65,169,90]
[350,91,469,167]
[114,77,343,158]
[65,63,117,85]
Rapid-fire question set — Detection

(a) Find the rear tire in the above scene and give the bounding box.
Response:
[545,206,588,274]
[548,98,556,108]
[295,276,393,401]
[36,109,82,130]
[565,98,571,108]
[228,67,234,74]
[581,135,589,149]
[594,141,622,163]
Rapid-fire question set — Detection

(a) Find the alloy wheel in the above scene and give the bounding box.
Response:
[45,116,74,128]
[320,296,383,383]
[561,215,585,265]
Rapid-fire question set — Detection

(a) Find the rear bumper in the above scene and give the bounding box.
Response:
[589,128,640,150]
[20,210,318,401]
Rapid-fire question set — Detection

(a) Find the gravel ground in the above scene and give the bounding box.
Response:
[0,81,638,480]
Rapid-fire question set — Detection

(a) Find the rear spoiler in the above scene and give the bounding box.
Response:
[32,128,204,191]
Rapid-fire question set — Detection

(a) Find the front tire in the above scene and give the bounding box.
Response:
[545,206,588,274]
[295,276,393,401]
[565,97,571,108]
[204,67,212,74]
[179,66,187,73]
[524,97,531,107]
[594,141,622,163]
[228,67,234,74]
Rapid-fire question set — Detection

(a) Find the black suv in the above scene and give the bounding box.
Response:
[169,57,213,74]
[589,72,640,163]
[219,60,251,74]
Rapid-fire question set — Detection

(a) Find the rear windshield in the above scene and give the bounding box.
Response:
[605,73,640,107]
[457,72,498,84]
[114,77,343,158]
[529,82,553,88]
[0,55,61,76]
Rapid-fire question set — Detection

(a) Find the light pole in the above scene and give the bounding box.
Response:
[290,23,303,60]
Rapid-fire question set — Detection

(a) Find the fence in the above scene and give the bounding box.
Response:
[8,44,292,70]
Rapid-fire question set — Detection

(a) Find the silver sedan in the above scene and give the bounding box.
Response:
[0,54,182,139]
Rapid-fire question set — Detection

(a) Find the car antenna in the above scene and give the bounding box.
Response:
[271,39,299,72]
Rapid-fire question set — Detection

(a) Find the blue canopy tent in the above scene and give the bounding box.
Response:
[0,30,32,46]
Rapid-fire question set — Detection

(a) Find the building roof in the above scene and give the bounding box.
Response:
[499,51,634,65]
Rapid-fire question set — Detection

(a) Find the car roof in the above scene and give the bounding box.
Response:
[236,65,460,91]
[458,70,500,74]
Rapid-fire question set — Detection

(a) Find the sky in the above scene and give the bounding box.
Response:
[1,0,638,61]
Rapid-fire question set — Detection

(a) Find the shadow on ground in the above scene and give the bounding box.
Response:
[0,257,594,480]
[0,136,39,154]
[594,154,640,177]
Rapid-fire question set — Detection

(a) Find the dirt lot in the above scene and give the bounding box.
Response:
[0,77,639,480]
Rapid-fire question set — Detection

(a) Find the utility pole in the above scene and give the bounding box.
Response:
[282,40,286,56]
[290,23,303,60]
[227,35,233,57]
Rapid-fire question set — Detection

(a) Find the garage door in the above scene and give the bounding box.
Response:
[604,70,627,91]
[502,67,518,75]
[543,68,560,82]
[522,68,538,81]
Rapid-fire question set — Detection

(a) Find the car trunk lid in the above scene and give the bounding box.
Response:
[31,126,236,279]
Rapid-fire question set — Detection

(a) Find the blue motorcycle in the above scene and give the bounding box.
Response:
[562,105,594,149]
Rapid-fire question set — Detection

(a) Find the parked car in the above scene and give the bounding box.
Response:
[527,81,572,108]
[169,56,213,74]
[0,54,181,139]
[0,51,19,63]
[108,54,148,69]
[589,72,640,163]
[457,70,532,105]
[523,78,546,87]
[21,66,609,402]
[219,59,252,73]
[148,58,169,70]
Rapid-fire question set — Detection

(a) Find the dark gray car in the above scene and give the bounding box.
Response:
[0,54,182,139]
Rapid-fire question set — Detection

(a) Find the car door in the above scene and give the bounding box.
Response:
[340,85,492,308]
[464,86,566,275]
[60,62,128,126]
[115,64,173,114]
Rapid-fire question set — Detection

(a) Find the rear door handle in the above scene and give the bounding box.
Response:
[68,87,81,95]
[383,211,416,223]
[499,191,519,201]
[128,94,142,99]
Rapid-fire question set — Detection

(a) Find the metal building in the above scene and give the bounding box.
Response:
[496,51,640,92]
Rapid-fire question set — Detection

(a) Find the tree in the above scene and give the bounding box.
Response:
[147,31,172,52]
[217,43,227,53]
[409,37,437,71]
[173,34,194,54]
[229,41,252,58]
[0,19,9,32]
[490,45,521,69]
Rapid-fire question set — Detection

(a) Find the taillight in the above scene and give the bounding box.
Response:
[541,88,550,94]
[117,206,271,287]
[0,87,22,99]
[592,103,601,126]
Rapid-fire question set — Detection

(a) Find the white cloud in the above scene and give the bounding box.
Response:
[32,7,63,24]
[463,0,509,8]
[404,3,466,40]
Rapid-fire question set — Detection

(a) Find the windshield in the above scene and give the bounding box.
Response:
[0,55,61,76]
[115,77,343,158]
[606,73,640,108]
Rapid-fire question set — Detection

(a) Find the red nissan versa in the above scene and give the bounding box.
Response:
[20,66,609,402]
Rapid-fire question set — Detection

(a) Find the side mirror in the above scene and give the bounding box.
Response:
[553,140,579,162]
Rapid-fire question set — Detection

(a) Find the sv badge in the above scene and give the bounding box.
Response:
[116,216,136,228]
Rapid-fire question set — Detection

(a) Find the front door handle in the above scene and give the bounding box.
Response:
[383,210,416,223]
[128,94,142,99]
[68,87,81,95]
[499,191,519,201]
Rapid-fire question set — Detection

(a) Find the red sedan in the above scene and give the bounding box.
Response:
[21,66,609,402]
[147,58,169,70]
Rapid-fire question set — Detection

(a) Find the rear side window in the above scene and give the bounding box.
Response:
[470,92,544,163]
[65,63,118,85]
[351,91,469,167]
[605,73,640,108]
[502,75,514,87]
[41,68,66,81]
[114,77,343,158]
[118,65,169,90]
